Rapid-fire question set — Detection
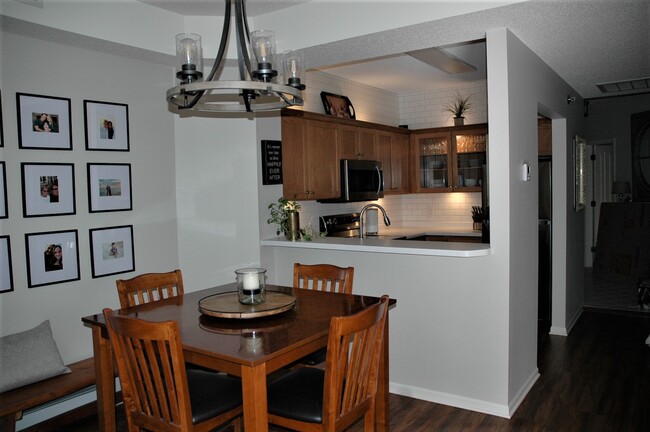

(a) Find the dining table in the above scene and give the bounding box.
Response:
[81,283,395,432]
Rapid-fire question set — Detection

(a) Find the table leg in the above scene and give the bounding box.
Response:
[92,326,115,432]
[376,312,390,432]
[241,363,268,432]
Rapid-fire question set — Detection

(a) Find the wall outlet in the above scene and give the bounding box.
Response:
[14,0,44,9]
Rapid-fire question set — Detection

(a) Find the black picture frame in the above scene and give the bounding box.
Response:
[84,100,130,151]
[0,236,13,293]
[0,90,4,148]
[21,162,76,217]
[89,225,135,278]
[25,229,80,288]
[320,91,356,119]
[0,162,7,219]
[87,163,133,212]
[17,93,72,150]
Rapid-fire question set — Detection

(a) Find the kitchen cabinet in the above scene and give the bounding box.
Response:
[281,116,340,200]
[538,117,552,156]
[411,124,487,193]
[377,131,410,194]
[338,125,377,160]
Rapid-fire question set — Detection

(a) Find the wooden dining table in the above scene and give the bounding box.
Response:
[81,283,395,432]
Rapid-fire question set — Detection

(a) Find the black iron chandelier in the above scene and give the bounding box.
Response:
[166,0,305,113]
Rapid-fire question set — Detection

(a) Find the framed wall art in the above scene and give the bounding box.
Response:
[21,163,76,217]
[320,92,356,119]
[89,225,135,278]
[0,90,4,148]
[0,236,13,293]
[84,100,130,151]
[25,229,80,288]
[17,93,72,150]
[574,135,587,211]
[0,162,7,219]
[87,163,132,212]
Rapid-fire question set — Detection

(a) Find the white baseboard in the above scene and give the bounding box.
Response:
[508,368,540,416]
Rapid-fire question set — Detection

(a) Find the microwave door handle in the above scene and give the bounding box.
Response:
[375,166,382,195]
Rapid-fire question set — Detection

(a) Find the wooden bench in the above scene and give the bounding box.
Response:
[0,358,96,432]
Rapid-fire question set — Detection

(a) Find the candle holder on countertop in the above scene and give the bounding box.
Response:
[235,268,267,305]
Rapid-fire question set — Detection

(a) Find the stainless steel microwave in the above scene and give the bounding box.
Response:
[319,159,384,203]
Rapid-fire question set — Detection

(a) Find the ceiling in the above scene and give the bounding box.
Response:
[140,0,650,99]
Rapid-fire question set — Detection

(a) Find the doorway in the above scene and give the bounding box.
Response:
[537,117,552,345]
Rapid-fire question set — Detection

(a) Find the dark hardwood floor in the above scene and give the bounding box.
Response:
[55,308,650,432]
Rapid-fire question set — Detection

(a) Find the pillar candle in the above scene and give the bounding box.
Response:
[243,272,259,290]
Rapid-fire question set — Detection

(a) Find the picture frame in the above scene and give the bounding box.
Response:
[17,93,72,150]
[87,163,132,213]
[89,225,135,278]
[320,91,356,119]
[25,229,80,288]
[21,163,76,217]
[574,135,587,212]
[84,100,130,151]
[0,162,7,219]
[0,90,4,148]
[0,236,13,293]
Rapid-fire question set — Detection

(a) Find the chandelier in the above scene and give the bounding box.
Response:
[166,0,305,113]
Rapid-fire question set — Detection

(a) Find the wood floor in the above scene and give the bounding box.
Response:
[52,308,650,432]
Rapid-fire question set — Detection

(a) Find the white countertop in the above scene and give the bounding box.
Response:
[261,224,490,257]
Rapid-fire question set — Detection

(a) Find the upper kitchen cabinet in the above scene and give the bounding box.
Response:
[338,125,378,160]
[377,131,410,194]
[281,116,340,200]
[411,124,487,193]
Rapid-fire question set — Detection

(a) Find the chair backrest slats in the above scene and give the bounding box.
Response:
[293,263,354,294]
[116,269,184,308]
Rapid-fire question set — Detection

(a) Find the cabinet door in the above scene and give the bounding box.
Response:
[338,125,377,160]
[305,120,340,200]
[411,132,451,192]
[282,117,311,200]
[453,127,487,191]
[378,131,410,194]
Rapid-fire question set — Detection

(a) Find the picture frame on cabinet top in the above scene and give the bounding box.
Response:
[320,92,355,119]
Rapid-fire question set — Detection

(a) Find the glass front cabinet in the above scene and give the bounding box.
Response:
[411,124,487,192]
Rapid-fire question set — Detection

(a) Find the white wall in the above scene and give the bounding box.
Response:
[0,32,178,361]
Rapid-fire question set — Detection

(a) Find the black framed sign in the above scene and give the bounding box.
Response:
[261,140,283,185]
[17,93,72,150]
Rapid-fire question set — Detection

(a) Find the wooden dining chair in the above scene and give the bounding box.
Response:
[267,295,389,432]
[102,308,243,432]
[116,269,184,308]
[292,263,355,366]
[293,263,355,294]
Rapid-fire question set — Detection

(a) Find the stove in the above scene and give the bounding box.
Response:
[320,213,360,238]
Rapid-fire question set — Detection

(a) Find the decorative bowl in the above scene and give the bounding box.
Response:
[464,178,478,187]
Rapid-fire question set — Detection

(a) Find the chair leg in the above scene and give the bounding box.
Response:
[232,416,242,432]
[364,408,376,431]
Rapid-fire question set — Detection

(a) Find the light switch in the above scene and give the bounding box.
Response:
[522,163,531,181]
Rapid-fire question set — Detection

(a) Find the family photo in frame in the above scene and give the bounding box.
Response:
[0,236,13,293]
[87,163,133,213]
[89,225,135,278]
[25,230,80,288]
[84,100,130,151]
[21,163,76,218]
[17,93,72,150]
[0,162,7,219]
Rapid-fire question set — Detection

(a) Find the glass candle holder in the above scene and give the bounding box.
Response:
[235,268,266,305]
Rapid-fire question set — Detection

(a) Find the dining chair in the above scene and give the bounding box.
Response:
[102,308,243,432]
[293,263,355,294]
[116,269,184,308]
[292,263,355,366]
[267,295,390,432]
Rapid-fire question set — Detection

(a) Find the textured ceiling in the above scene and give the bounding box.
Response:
[142,0,650,98]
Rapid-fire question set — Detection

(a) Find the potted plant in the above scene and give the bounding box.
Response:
[443,92,472,126]
[267,196,301,241]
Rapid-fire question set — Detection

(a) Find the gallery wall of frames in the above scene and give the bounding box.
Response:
[1,91,137,293]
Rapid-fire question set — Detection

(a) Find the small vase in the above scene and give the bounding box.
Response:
[285,211,300,241]
[454,117,465,126]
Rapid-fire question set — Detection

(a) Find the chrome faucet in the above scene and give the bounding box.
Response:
[359,204,391,238]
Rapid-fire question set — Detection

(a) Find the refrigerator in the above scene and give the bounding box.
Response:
[538,157,552,339]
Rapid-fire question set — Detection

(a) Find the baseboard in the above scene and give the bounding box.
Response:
[549,307,583,336]
[389,382,511,418]
[508,368,540,416]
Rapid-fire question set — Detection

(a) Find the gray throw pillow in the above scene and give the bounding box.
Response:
[0,320,71,393]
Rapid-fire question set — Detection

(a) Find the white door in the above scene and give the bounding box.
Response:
[585,140,615,266]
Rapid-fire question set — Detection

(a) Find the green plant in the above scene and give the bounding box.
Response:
[443,92,473,118]
[267,196,301,235]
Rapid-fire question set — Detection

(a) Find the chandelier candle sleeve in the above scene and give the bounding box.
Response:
[235,268,266,305]
[175,33,203,83]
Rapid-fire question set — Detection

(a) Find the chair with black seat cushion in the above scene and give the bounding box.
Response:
[102,308,242,432]
[116,269,184,308]
[292,263,355,366]
[267,295,389,432]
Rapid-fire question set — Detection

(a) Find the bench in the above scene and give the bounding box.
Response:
[0,358,96,432]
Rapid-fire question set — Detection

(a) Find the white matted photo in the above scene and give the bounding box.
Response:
[17,93,72,150]
[90,225,135,278]
[21,163,76,217]
[87,163,132,212]
[0,236,13,293]
[25,230,80,288]
[84,100,130,151]
[0,162,7,219]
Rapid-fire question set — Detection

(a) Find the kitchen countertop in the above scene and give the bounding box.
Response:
[261,224,489,258]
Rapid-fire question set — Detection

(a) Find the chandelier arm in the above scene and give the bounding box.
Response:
[235,0,254,80]
[206,0,232,83]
